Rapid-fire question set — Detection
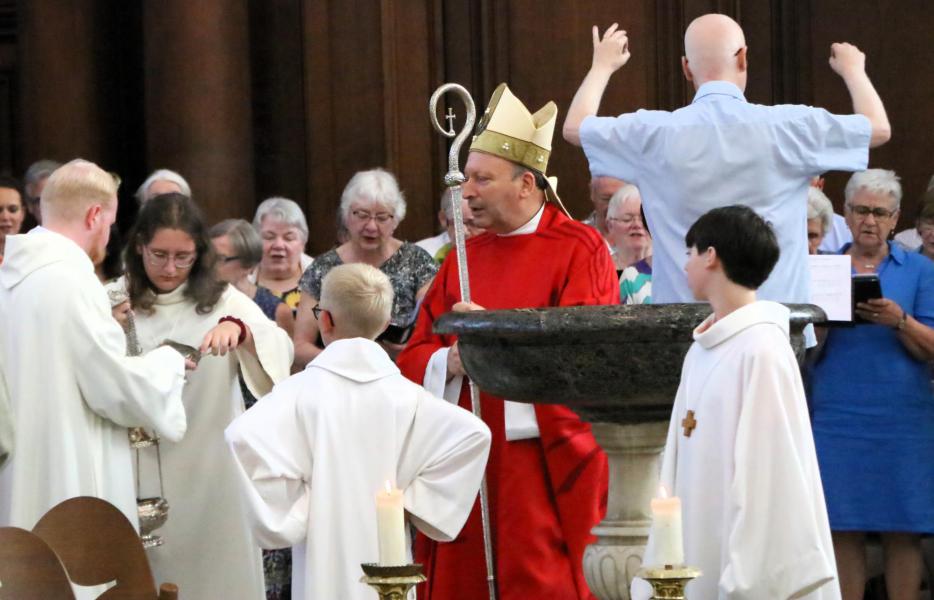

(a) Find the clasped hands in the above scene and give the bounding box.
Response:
[446,301,485,378]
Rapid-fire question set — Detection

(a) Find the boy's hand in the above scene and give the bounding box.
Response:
[592,24,631,75]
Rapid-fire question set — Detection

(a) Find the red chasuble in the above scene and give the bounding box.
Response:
[397,203,619,600]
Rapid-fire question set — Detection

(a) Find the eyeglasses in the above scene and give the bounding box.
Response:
[312,304,334,324]
[847,204,897,219]
[351,210,395,225]
[143,246,197,269]
[606,215,641,225]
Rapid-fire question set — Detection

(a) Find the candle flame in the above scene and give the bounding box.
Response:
[658,485,669,499]
[384,480,392,494]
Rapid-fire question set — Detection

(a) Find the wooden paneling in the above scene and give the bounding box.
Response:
[301,0,386,253]
[10,0,934,240]
[249,0,308,207]
[142,0,255,222]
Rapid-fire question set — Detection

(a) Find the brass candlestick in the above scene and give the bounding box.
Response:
[360,563,426,600]
[636,565,702,600]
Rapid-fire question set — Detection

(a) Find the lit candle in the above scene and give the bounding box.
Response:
[375,480,406,566]
[650,485,684,566]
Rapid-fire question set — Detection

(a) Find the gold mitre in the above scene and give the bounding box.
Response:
[470,83,570,216]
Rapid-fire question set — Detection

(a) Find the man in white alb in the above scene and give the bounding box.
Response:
[0,159,188,532]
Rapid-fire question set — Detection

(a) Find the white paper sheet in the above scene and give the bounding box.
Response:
[808,254,852,322]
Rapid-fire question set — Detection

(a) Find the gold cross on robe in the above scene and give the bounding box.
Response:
[682,410,697,437]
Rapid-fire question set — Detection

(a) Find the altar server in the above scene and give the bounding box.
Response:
[226,263,491,600]
[0,159,187,531]
[633,205,839,600]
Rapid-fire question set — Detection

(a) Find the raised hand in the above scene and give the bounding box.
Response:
[592,23,631,74]
[829,42,866,79]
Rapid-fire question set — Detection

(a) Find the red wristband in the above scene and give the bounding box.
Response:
[219,316,247,344]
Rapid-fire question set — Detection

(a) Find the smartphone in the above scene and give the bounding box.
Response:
[852,274,883,324]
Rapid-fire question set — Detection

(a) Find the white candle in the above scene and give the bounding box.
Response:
[375,480,406,566]
[650,486,684,566]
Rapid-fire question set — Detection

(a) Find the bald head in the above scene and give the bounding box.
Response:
[682,14,747,89]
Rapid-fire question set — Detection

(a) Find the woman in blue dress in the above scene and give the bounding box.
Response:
[810,169,934,600]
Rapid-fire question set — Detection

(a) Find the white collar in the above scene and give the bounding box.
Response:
[693,300,789,349]
[308,337,400,383]
[499,202,545,237]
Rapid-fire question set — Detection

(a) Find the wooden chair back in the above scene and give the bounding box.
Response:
[0,526,75,599]
[32,496,177,599]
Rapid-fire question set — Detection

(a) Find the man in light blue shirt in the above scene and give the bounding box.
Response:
[563,14,891,309]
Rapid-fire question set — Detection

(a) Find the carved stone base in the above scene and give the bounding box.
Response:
[584,539,647,600]
[583,421,669,600]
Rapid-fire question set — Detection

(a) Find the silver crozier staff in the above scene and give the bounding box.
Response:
[428,84,497,600]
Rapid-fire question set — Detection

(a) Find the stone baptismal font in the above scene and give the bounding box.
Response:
[436,302,823,600]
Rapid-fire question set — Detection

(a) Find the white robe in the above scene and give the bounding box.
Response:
[0,229,186,531]
[0,363,12,468]
[113,278,293,600]
[224,337,491,600]
[633,301,840,600]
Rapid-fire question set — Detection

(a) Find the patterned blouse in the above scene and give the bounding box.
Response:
[299,242,438,325]
[620,258,653,305]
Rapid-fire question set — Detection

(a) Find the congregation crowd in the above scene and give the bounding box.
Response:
[0,11,932,600]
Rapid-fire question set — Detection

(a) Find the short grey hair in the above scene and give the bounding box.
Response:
[253,196,309,242]
[208,218,264,268]
[135,169,192,203]
[607,183,641,216]
[24,159,62,186]
[806,187,834,235]
[339,168,406,224]
[844,169,902,210]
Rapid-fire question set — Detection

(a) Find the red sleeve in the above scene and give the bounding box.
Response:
[397,255,456,386]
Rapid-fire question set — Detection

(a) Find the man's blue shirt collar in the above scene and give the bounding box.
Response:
[692,81,747,104]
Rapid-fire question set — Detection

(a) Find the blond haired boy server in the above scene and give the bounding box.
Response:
[226,263,491,600]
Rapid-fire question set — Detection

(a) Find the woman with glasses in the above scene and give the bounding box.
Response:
[110,193,293,600]
[607,184,653,304]
[293,168,437,368]
[809,169,934,600]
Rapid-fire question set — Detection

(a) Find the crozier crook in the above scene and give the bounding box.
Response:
[428,83,497,600]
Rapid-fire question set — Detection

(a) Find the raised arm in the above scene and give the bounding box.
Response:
[563,24,631,147]
[828,42,891,148]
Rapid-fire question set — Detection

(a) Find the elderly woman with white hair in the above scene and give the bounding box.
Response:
[807,186,835,255]
[135,168,192,203]
[809,169,934,600]
[606,183,650,271]
[252,196,314,314]
[607,184,653,304]
[293,168,437,368]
